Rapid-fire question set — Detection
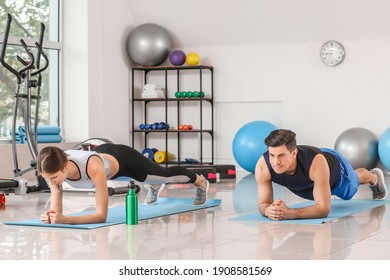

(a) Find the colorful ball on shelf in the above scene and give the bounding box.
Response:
[186,52,200,66]
[169,50,186,66]
[126,23,173,66]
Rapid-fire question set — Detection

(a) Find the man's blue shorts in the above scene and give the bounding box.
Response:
[320,148,360,200]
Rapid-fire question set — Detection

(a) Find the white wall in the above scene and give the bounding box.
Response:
[189,41,390,147]
[62,0,89,141]
[61,0,390,172]
[87,0,135,144]
[62,0,135,144]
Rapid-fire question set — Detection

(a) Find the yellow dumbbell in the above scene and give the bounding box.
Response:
[154,151,172,163]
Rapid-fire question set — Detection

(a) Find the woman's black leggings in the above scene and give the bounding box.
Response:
[93,143,197,184]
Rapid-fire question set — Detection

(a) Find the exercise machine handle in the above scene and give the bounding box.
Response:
[32,41,49,76]
[0,14,22,84]
[36,22,45,70]
[32,23,48,77]
[18,39,35,75]
[16,54,29,66]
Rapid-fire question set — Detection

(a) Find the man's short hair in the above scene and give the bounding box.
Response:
[264,129,297,151]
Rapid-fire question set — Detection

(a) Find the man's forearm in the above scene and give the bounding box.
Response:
[284,205,330,219]
[258,202,271,216]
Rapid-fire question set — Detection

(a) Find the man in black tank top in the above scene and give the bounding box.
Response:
[256,129,387,220]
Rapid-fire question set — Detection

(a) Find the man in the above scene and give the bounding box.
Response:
[255,129,387,220]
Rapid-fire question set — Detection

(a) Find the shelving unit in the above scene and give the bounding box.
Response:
[131,65,214,165]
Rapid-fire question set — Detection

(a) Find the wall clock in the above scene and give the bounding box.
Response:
[320,40,345,67]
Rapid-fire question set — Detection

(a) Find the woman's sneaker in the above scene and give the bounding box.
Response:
[192,178,209,206]
[144,184,165,205]
[370,168,388,200]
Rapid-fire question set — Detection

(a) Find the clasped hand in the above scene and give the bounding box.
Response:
[265,199,288,220]
[41,210,65,224]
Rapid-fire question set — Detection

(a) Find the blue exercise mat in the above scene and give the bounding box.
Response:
[11,126,62,143]
[19,125,61,135]
[3,198,221,229]
[34,134,63,143]
[230,199,390,224]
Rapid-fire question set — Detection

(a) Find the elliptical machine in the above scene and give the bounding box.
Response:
[0,13,50,205]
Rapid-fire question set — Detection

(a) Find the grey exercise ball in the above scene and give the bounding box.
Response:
[127,23,173,66]
[334,127,379,170]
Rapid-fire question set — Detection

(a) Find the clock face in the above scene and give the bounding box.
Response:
[320,41,345,67]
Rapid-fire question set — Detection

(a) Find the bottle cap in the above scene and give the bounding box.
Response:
[129,180,137,190]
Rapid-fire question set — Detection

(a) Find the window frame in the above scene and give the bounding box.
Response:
[0,0,62,140]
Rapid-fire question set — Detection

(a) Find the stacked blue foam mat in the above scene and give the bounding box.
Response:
[11,126,62,143]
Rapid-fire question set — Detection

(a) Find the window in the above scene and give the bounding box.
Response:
[0,0,60,140]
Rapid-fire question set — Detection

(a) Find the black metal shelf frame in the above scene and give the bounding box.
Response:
[131,65,214,165]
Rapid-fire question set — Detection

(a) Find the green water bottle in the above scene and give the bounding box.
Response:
[126,181,138,225]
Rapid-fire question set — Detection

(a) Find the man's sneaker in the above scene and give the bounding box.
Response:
[370,168,388,200]
[192,178,209,206]
[144,184,165,205]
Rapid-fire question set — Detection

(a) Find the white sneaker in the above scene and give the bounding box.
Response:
[192,178,209,206]
[370,168,388,200]
[144,184,165,205]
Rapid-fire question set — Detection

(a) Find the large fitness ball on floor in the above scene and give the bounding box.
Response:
[232,121,277,173]
[127,23,173,66]
[378,127,390,170]
[334,127,379,169]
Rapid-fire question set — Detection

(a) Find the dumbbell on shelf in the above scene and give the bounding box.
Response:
[142,148,159,160]
[178,124,193,131]
[142,148,172,163]
[174,91,206,99]
[154,151,172,163]
[139,122,170,130]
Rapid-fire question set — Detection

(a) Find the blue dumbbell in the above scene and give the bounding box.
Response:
[150,123,157,130]
[157,123,164,130]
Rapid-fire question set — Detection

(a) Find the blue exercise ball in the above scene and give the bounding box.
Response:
[334,127,379,170]
[379,127,390,170]
[232,121,277,173]
[127,23,173,66]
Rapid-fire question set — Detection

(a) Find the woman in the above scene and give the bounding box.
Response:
[38,143,209,224]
